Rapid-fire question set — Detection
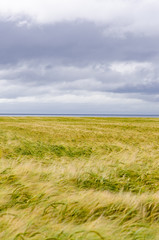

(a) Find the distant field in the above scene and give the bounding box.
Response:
[0,117,159,240]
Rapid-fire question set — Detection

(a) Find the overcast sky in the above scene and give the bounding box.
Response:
[0,0,159,114]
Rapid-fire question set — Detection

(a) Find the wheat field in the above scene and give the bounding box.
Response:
[0,117,159,240]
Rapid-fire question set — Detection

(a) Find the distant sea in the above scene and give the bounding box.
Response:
[0,114,159,118]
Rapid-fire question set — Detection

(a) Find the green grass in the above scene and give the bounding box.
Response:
[0,117,159,239]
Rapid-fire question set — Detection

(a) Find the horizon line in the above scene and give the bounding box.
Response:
[0,113,159,116]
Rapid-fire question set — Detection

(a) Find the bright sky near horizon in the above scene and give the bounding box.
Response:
[0,0,159,114]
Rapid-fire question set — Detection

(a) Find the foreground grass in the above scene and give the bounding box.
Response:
[0,117,159,240]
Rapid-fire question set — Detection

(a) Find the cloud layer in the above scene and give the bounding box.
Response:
[0,0,159,113]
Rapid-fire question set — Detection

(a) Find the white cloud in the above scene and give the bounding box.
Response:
[0,0,131,23]
[0,90,143,105]
[109,61,153,75]
[0,0,159,36]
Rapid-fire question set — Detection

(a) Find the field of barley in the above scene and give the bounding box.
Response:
[0,117,159,240]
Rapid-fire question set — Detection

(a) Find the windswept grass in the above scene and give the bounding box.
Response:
[0,117,159,239]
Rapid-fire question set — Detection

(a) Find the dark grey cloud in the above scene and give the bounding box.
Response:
[0,18,159,113]
[0,19,159,65]
[115,82,159,95]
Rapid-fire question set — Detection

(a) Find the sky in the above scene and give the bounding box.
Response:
[0,0,159,114]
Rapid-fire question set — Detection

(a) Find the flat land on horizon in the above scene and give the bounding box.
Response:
[0,117,159,240]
